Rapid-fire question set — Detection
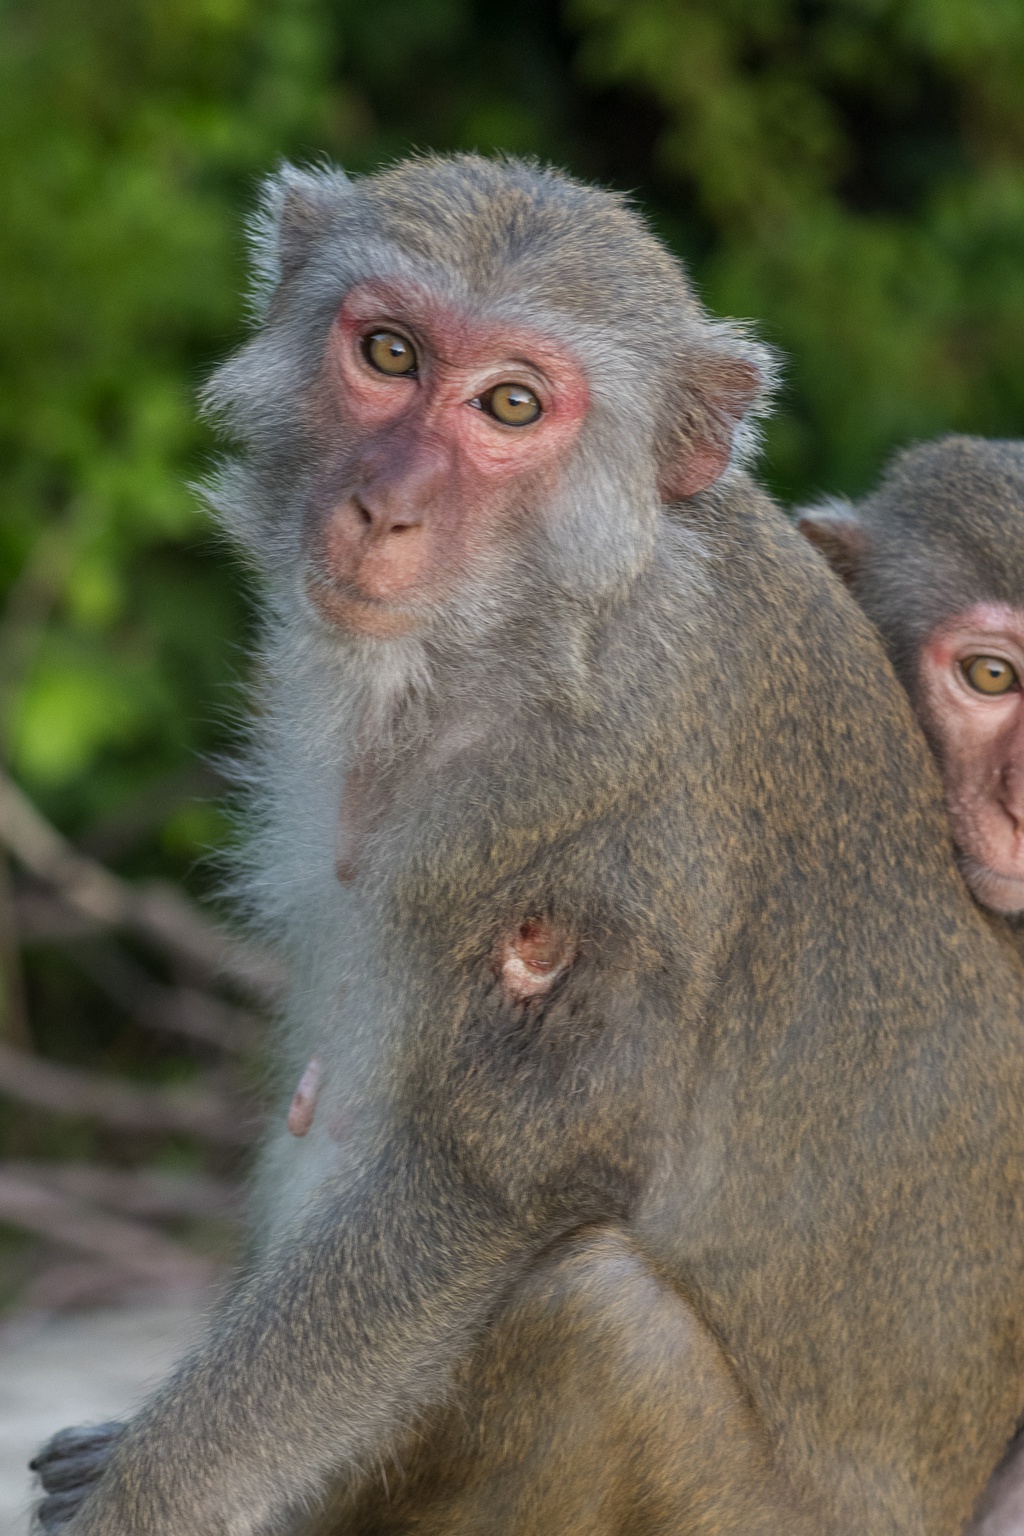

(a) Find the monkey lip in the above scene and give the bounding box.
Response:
[960,855,1024,915]
[305,570,425,638]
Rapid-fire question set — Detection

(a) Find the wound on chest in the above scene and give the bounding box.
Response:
[495,918,576,1001]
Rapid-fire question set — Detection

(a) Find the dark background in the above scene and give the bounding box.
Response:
[2,0,1024,1306]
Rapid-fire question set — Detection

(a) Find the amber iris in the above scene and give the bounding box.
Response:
[364,330,417,376]
[481,382,541,426]
[962,655,1019,695]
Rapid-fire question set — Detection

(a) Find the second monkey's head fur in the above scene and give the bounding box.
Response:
[202,154,774,644]
[799,437,1024,702]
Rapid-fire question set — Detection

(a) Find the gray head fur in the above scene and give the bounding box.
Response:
[852,436,1024,698]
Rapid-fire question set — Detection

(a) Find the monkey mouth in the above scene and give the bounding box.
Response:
[304,569,425,638]
[958,853,1024,915]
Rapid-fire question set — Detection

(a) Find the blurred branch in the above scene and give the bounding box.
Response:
[11,889,257,1051]
[0,770,284,1004]
[11,1261,193,1320]
[0,1042,258,1144]
[0,1168,215,1290]
[0,852,30,1047]
[78,762,224,863]
[68,938,261,1054]
[14,886,114,943]
[1,1160,240,1220]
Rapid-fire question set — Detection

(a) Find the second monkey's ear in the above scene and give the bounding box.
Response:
[795,501,870,585]
[658,338,774,503]
[248,162,353,310]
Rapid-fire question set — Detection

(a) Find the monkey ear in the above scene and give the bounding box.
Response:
[795,501,870,585]
[248,162,353,308]
[659,350,768,503]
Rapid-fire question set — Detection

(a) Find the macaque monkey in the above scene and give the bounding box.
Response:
[798,435,1024,1536]
[30,157,1024,1536]
[798,436,1024,918]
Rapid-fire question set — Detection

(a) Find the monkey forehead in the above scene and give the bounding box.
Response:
[867,435,1024,595]
[925,602,1024,652]
[356,154,696,319]
[316,238,647,372]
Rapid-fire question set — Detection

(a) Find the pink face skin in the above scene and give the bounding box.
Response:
[304,278,591,638]
[917,602,1024,913]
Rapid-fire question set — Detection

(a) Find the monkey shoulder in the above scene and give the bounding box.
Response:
[993,911,1024,968]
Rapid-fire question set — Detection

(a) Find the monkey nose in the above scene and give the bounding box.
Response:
[352,493,423,536]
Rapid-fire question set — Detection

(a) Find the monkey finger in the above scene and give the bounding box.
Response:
[33,1447,110,1494]
[35,1486,94,1532]
[31,1421,124,1503]
[30,1421,124,1472]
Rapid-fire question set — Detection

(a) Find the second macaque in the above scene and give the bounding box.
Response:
[798,436,1024,918]
[799,435,1024,1536]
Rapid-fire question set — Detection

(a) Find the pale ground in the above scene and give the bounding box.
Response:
[0,1300,203,1536]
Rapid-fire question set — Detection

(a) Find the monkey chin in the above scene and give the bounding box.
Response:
[959,854,1024,916]
[305,572,425,639]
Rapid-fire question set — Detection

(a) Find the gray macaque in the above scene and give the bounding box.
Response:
[799,435,1024,1536]
[31,157,1024,1536]
[799,436,1024,916]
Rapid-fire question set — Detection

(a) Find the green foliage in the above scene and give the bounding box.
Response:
[0,0,340,840]
[570,0,1024,494]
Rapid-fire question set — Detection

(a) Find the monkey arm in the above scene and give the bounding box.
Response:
[61,1142,540,1535]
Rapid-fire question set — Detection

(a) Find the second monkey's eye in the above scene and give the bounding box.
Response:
[477,383,542,427]
[363,330,417,376]
[962,655,1019,695]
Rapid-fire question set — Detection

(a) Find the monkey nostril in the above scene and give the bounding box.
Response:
[352,497,420,534]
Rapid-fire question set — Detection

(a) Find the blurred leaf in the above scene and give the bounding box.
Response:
[13,656,144,785]
[569,0,1024,494]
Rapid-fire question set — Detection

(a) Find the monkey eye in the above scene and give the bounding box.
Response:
[474,383,542,427]
[362,330,418,377]
[962,655,1019,695]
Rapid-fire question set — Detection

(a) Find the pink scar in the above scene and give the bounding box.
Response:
[287,1054,322,1137]
[497,919,576,1000]
[286,1056,350,1141]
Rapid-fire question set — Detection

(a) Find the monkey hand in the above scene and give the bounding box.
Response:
[30,1422,125,1532]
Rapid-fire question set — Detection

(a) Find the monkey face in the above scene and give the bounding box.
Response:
[917,602,1024,912]
[300,278,591,637]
